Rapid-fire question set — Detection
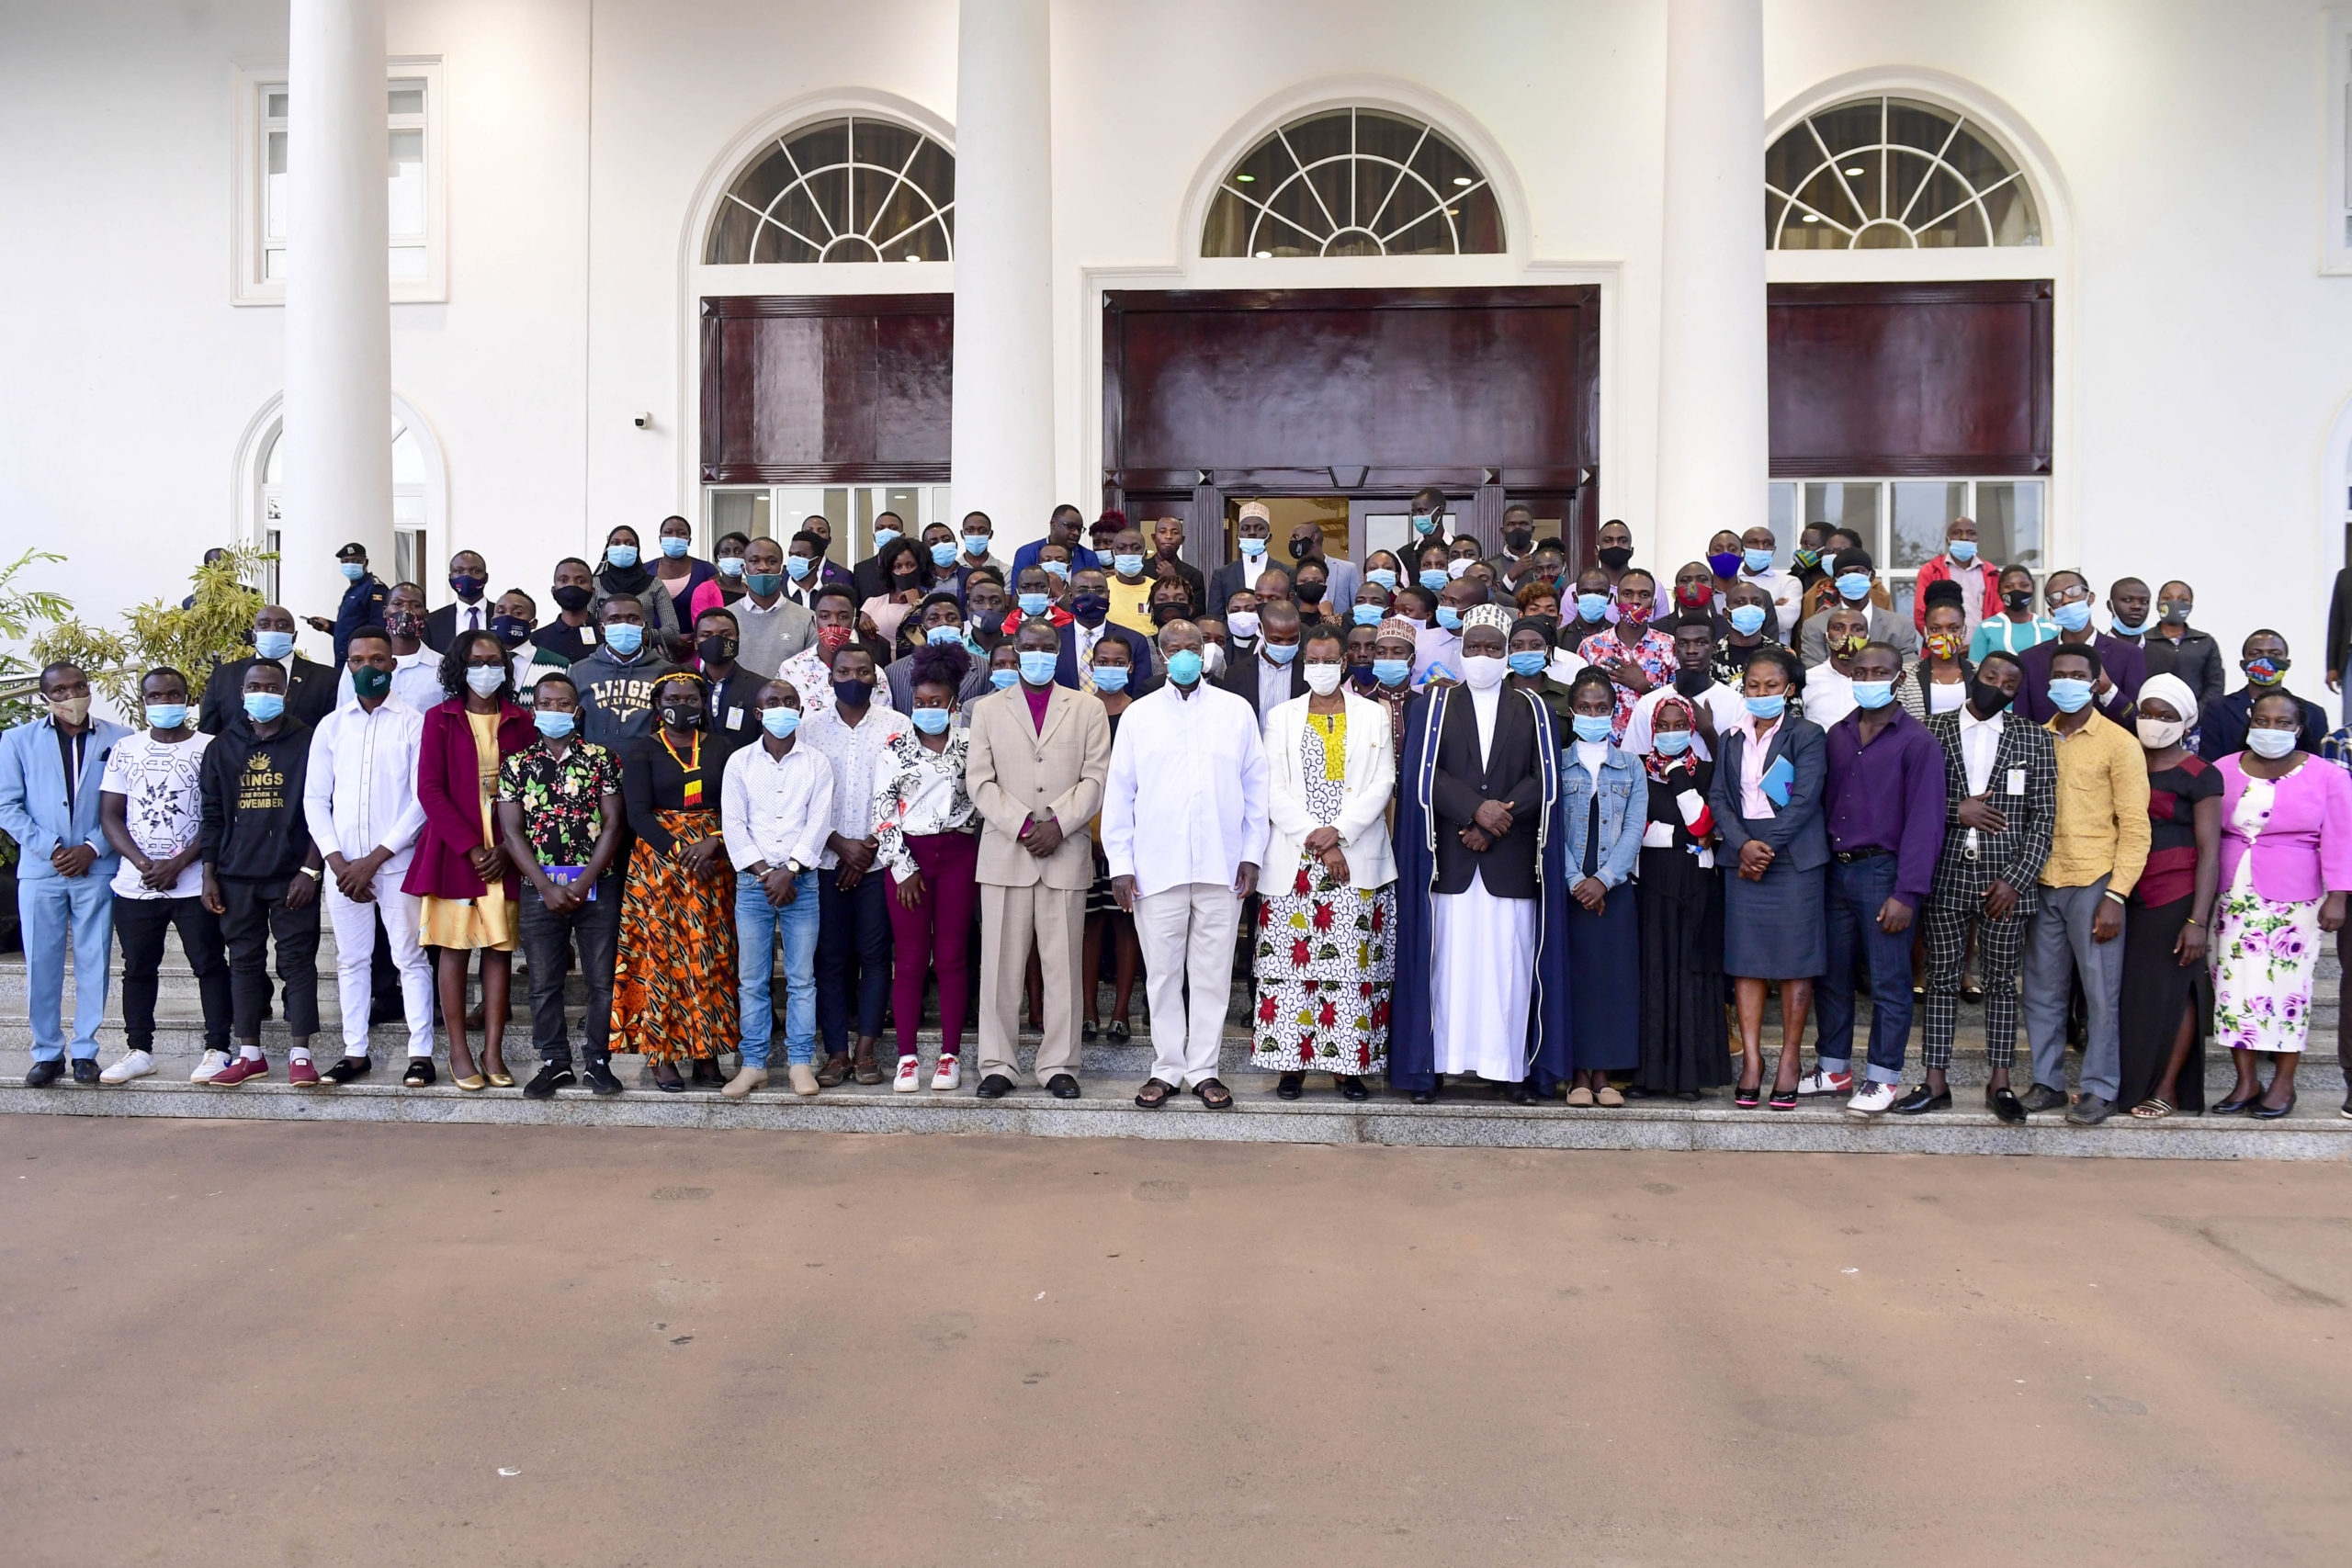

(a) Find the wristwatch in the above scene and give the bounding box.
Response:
[2101,888,2127,906]
[300,865,322,881]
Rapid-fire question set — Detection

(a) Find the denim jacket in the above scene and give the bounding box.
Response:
[1559,742,1645,889]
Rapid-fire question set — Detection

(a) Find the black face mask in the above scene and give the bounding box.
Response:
[1597,546,1634,572]
[1295,581,1327,605]
[551,584,593,615]
[697,635,738,667]
[1504,527,1533,553]
[1150,601,1189,626]
[1070,593,1110,627]
[659,703,701,730]
[1968,676,2016,716]
[2001,590,2033,614]
[1674,668,1713,697]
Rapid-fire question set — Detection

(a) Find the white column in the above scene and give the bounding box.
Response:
[951,0,1057,545]
[1653,0,1768,570]
[282,0,391,627]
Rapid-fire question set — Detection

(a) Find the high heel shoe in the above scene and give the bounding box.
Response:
[2211,1089,2263,1114]
[2251,1092,2297,1121]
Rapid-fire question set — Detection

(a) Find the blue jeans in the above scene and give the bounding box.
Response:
[737,870,820,1068]
[21,873,116,1061]
[1815,853,1914,1085]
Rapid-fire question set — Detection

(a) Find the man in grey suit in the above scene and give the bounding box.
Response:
[963,618,1112,1100]
[1799,548,1919,665]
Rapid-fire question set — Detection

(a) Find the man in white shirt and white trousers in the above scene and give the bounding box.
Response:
[303,628,433,1080]
[1102,619,1269,1110]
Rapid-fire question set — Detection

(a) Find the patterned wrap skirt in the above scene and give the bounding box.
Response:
[1250,860,1396,1075]
[610,807,741,1062]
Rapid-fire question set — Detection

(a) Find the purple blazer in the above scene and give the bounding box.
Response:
[2216,753,2352,905]
[401,698,535,900]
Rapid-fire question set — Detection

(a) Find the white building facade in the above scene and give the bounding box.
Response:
[6,0,2352,668]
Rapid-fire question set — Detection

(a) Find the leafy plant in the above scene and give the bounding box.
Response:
[0,549,77,731]
[30,545,271,713]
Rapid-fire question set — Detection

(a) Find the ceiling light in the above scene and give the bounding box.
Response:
[1802,213,1821,223]
[1255,250,1272,258]
[1453,176,1472,187]
[1844,166,1864,176]
[1235,174,1255,183]
[903,254,920,261]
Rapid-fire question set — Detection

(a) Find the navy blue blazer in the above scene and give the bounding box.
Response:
[1708,714,1830,873]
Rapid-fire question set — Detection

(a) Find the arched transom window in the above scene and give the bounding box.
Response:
[1766,96,2040,250]
[705,116,955,264]
[1202,107,1504,258]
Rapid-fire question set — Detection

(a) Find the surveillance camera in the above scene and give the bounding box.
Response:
[632,411,652,430]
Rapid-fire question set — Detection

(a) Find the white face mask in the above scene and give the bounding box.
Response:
[2246,727,2299,760]
[1461,654,1508,692]
[1227,610,1261,640]
[1302,662,1344,696]
[1446,558,1473,581]
[1202,642,1227,678]
[2135,716,2188,751]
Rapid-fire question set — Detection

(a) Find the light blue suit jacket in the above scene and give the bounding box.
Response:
[0,715,131,881]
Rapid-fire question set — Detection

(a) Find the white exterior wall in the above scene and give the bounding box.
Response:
[2,0,2346,672]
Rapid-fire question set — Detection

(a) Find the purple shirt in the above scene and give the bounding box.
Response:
[1822,705,1949,908]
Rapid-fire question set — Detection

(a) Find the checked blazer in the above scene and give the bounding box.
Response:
[1922,708,2058,913]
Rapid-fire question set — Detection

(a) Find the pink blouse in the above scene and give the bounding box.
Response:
[2216,754,2352,904]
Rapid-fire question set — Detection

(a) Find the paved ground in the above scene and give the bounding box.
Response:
[4,1120,2348,1568]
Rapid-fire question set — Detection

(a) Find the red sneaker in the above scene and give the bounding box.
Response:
[287,1058,321,1088]
[211,1056,270,1087]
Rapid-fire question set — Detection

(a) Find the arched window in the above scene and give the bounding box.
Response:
[1202,107,1504,258]
[704,115,955,264]
[258,418,428,601]
[1766,96,2040,250]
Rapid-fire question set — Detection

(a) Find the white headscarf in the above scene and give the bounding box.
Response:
[2136,671,2198,728]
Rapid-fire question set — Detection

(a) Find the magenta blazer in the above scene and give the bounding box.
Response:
[2216,753,2352,905]
[401,698,536,901]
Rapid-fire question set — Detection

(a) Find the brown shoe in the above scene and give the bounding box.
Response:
[853,1050,885,1086]
[816,1055,851,1088]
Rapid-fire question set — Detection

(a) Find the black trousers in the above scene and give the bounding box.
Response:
[115,895,231,1053]
[216,877,322,1042]
[516,878,620,1066]
[817,872,892,1055]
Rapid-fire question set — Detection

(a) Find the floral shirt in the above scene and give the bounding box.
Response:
[1576,626,1677,740]
[871,726,978,879]
[495,738,623,867]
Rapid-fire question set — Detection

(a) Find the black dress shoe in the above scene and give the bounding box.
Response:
[2340,1092,2352,1122]
[1892,1084,1950,1116]
[24,1059,64,1088]
[401,1057,436,1089]
[1104,1020,1131,1043]
[1081,1020,1099,1042]
[976,1074,1015,1100]
[688,1057,725,1088]
[1502,1081,1535,1105]
[71,1058,100,1084]
[1046,1073,1080,1100]
[1409,1087,1438,1104]
[323,1055,372,1085]
[583,1061,625,1096]
[1338,1075,1370,1101]
[1275,1073,1305,1100]
[524,1064,575,1100]
[2212,1090,2262,1115]
[1986,1087,2027,1124]
[2251,1093,2297,1121]
[2018,1083,2069,1114]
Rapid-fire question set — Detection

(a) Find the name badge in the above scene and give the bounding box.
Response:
[726,708,745,730]
[2007,767,2026,796]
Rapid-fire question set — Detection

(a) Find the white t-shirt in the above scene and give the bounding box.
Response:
[99,730,214,899]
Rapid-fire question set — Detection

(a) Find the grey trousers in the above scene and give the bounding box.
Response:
[2021,876,2123,1102]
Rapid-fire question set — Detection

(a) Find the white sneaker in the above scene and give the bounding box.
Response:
[189,1049,232,1084]
[931,1054,961,1092]
[1846,1081,1900,1116]
[1796,1068,1853,1098]
[100,1050,155,1085]
[894,1055,922,1093]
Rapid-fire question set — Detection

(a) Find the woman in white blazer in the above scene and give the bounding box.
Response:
[1250,623,1399,1100]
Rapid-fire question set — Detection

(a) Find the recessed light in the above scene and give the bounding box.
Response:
[1802,213,1821,223]
[1235,174,1255,183]
[902,254,920,261]
[1255,250,1272,258]
[1452,176,1472,187]
[1844,166,1864,176]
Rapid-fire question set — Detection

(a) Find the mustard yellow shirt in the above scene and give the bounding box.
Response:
[2041,709,2152,895]
[1106,575,1155,635]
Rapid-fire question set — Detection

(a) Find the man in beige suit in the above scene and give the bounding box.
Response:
[964,618,1113,1099]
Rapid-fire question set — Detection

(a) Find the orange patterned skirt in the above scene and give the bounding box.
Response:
[610,808,740,1063]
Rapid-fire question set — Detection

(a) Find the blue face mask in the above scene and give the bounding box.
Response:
[1507,650,1548,678]
[1572,713,1615,743]
[1365,568,1397,591]
[1576,592,1610,623]
[785,555,812,581]
[1373,658,1410,687]
[717,556,746,578]
[1743,547,1774,574]
[603,623,644,656]
[1041,559,1070,581]
[931,542,958,569]
[761,706,801,739]
[1352,604,1384,626]
[1435,606,1462,632]
[873,528,901,551]
[145,703,188,730]
[1708,551,1743,580]
[961,535,990,558]
[242,692,287,723]
[534,709,576,739]
[910,706,952,735]
[926,624,964,645]
[2047,676,2095,713]
[1165,649,1204,686]
[1114,554,1145,578]
[1092,665,1130,693]
[1744,693,1787,720]
[660,536,690,559]
[605,545,639,569]
[1652,728,1692,756]
[1851,680,1895,710]
[1018,592,1050,616]
[2110,615,2151,637]
[1018,649,1058,685]
[1411,513,1437,536]
[1419,569,1452,593]
[745,572,784,597]
[1238,536,1267,558]
[989,666,1019,690]
[254,630,295,660]
[1262,640,1298,665]
[340,561,365,581]
[2052,600,2093,633]
[1949,539,1978,563]
[1728,604,1768,637]
[1835,572,1871,604]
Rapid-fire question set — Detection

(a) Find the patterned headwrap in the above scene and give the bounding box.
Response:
[1642,692,1701,783]
[1463,604,1513,636]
